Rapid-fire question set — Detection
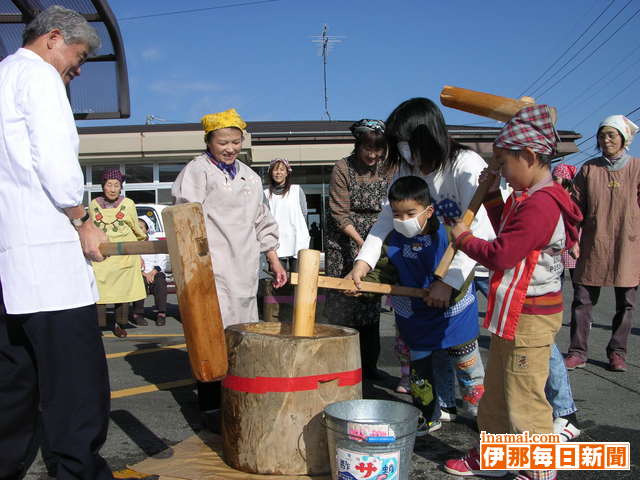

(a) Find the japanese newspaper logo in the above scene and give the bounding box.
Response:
[480,431,630,471]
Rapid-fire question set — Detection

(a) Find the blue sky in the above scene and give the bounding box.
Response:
[78,0,640,163]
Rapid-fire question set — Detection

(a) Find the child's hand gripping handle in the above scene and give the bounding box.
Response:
[434,171,498,279]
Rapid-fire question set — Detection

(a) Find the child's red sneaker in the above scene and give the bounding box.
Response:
[444,448,509,477]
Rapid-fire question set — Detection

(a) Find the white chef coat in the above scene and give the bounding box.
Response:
[0,48,98,314]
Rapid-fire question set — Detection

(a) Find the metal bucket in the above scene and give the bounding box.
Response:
[323,399,420,480]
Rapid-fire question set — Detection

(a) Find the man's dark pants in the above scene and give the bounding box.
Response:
[0,294,113,480]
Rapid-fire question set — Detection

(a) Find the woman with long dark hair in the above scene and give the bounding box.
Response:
[352,98,493,305]
[350,98,492,414]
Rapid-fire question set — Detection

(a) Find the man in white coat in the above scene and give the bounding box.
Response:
[0,6,116,480]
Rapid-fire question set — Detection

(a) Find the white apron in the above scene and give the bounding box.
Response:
[264,184,310,258]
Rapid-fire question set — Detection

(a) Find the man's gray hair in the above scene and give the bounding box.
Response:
[22,5,101,54]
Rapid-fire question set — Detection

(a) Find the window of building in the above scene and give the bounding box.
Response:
[159,163,186,183]
[157,189,174,205]
[126,190,156,204]
[125,164,153,183]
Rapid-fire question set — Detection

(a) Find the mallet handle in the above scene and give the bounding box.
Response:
[289,272,424,298]
[434,175,497,279]
[99,240,168,256]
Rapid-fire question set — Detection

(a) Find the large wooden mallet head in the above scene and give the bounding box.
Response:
[434,85,556,279]
[440,85,536,122]
[99,202,227,382]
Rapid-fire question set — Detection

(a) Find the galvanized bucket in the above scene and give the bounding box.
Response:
[323,399,420,480]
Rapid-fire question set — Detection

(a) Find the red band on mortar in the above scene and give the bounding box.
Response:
[222,368,362,394]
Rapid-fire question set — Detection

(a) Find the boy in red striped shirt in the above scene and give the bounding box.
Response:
[444,105,582,480]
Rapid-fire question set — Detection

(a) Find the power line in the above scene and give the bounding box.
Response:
[119,0,280,21]
[531,0,633,97]
[563,104,640,167]
[539,8,640,100]
[575,104,640,146]
[536,3,640,98]
[531,0,635,98]
[518,0,614,97]
[571,71,640,129]
[559,42,640,114]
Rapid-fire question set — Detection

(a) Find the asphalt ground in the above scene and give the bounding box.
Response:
[25,280,639,479]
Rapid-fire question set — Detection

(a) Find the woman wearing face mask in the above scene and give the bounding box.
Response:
[262,157,310,321]
[564,115,640,373]
[350,98,495,313]
[90,169,147,338]
[324,119,392,379]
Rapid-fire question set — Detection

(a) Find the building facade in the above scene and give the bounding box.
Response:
[78,120,581,250]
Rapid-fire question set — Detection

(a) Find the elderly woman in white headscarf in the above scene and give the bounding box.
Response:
[565,115,640,373]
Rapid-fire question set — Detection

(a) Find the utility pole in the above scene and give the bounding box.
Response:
[311,24,343,121]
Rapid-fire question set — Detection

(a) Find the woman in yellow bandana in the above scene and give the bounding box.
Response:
[173,109,286,416]
[173,109,286,328]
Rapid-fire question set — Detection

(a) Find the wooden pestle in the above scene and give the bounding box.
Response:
[292,249,321,337]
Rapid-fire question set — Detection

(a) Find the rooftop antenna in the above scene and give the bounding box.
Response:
[145,114,168,125]
[311,24,343,121]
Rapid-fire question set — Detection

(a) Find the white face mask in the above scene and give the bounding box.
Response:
[393,208,429,238]
[397,141,416,166]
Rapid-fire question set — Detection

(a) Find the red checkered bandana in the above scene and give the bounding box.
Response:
[494,105,560,156]
[552,163,577,180]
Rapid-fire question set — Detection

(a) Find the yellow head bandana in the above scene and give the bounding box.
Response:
[201,108,247,133]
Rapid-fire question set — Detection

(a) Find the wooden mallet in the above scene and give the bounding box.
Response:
[434,85,556,279]
[99,202,227,382]
[289,249,425,337]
